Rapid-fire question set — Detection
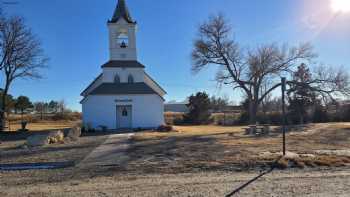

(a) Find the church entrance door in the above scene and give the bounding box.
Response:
[116,105,132,129]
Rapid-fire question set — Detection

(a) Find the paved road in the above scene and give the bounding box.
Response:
[77,133,134,169]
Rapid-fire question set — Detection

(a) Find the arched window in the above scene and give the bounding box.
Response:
[117,32,129,48]
[114,74,120,83]
[128,75,134,83]
[122,108,128,116]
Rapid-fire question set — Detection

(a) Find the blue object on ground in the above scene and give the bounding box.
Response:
[0,161,75,171]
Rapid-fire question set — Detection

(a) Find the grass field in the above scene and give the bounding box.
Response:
[127,123,350,173]
[0,122,350,196]
[6,120,79,132]
[2,122,350,170]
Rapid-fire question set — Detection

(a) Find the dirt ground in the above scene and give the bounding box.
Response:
[1,168,350,197]
[0,123,350,196]
[126,123,350,173]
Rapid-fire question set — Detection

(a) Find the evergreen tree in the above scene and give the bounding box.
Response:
[287,63,315,124]
[15,96,33,115]
[184,92,211,124]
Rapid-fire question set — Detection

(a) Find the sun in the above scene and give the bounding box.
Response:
[331,0,350,13]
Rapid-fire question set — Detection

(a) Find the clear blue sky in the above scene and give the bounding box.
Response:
[3,0,350,111]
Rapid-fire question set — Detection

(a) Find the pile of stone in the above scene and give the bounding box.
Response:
[66,126,82,141]
[26,130,64,147]
[25,126,81,147]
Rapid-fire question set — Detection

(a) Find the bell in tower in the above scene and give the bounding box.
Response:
[108,0,137,61]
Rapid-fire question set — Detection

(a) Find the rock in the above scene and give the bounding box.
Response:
[284,152,300,159]
[67,127,81,141]
[258,151,300,159]
[300,153,316,158]
[26,130,65,147]
[26,134,50,147]
[47,130,64,144]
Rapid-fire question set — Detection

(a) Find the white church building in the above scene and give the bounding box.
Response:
[81,0,166,130]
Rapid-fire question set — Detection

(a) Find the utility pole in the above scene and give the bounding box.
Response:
[281,77,287,156]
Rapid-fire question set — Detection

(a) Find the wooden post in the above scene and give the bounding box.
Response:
[281,77,286,156]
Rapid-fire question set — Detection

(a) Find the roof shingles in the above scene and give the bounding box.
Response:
[89,82,158,95]
[101,60,145,68]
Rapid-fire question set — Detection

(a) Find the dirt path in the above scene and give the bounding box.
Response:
[2,168,350,197]
[77,133,134,169]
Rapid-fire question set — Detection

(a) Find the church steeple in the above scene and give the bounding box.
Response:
[108,0,137,61]
[109,0,136,24]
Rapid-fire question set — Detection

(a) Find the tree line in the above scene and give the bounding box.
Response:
[191,14,350,125]
[0,92,68,116]
[182,90,350,126]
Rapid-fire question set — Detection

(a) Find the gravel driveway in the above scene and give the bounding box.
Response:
[77,133,134,169]
[2,168,349,197]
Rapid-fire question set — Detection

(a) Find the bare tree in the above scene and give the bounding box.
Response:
[34,102,45,120]
[192,14,350,125]
[0,15,47,130]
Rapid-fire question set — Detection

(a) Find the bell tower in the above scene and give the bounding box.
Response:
[108,0,137,61]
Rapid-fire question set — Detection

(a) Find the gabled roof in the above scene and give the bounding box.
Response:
[109,0,136,24]
[80,73,102,96]
[144,72,167,94]
[89,82,158,95]
[101,60,145,68]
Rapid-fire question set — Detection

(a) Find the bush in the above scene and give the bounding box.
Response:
[52,112,81,121]
[134,127,148,132]
[98,125,108,132]
[236,111,283,125]
[82,122,95,133]
[212,113,240,126]
[266,112,283,125]
[184,92,211,125]
[312,106,329,123]
[164,112,184,125]
[237,112,250,125]
[157,125,173,132]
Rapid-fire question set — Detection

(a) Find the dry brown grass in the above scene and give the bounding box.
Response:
[164,112,184,125]
[133,125,245,141]
[127,123,350,173]
[272,155,350,169]
[6,120,80,132]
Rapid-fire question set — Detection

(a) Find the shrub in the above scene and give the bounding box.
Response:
[164,112,184,125]
[266,112,283,125]
[134,127,148,132]
[173,117,185,125]
[83,122,95,133]
[52,112,81,121]
[184,92,211,125]
[237,112,250,125]
[312,106,329,123]
[212,113,240,126]
[98,125,108,132]
[157,125,173,132]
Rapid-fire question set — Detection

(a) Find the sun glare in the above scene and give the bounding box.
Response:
[331,0,350,13]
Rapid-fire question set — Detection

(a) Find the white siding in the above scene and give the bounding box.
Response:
[82,94,164,130]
